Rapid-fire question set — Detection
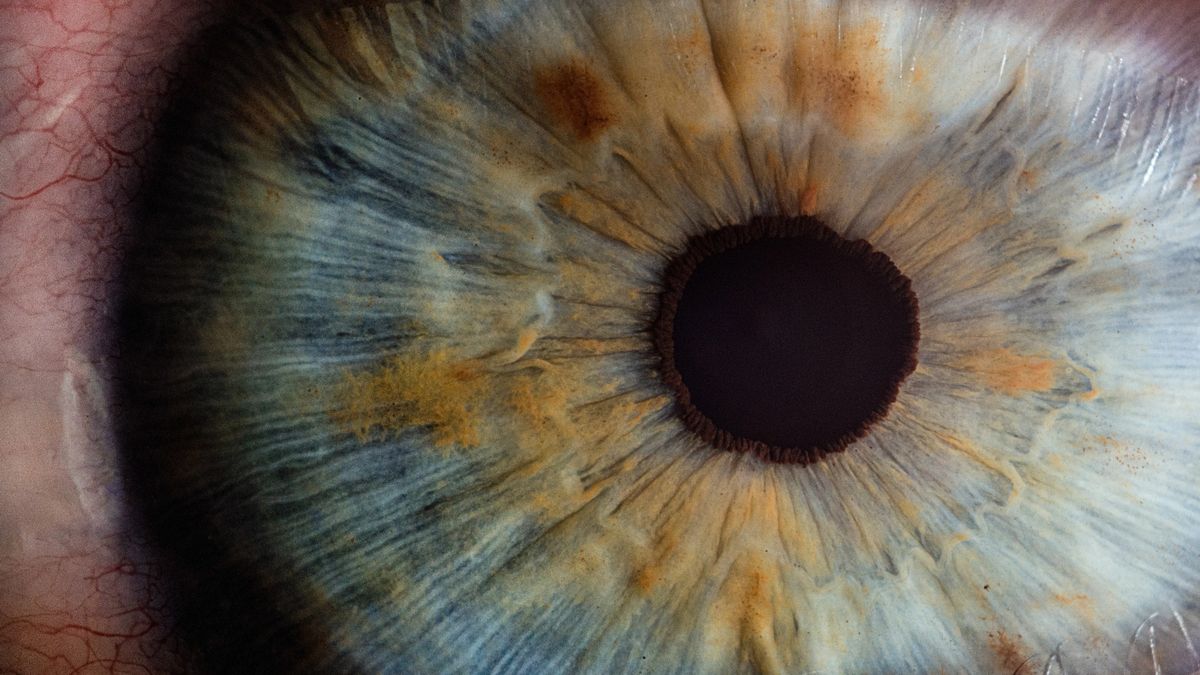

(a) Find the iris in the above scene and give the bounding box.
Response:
[118,0,1200,672]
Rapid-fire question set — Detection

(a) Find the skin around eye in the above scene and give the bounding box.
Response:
[2,0,1200,674]
[1,1,230,672]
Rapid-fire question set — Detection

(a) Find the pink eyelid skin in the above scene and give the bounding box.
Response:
[2,1,227,671]
[1,0,1198,672]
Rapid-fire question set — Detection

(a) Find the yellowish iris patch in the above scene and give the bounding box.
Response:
[331,349,484,448]
[955,348,1059,394]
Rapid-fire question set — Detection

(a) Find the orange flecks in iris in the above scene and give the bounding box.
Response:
[1052,593,1096,622]
[534,59,615,142]
[791,19,886,136]
[514,327,538,354]
[734,567,771,632]
[551,191,597,222]
[630,526,681,596]
[330,349,484,448]
[528,491,560,515]
[505,374,569,439]
[955,348,1057,394]
[894,494,921,522]
[329,334,662,467]
[712,558,787,672]
[788,17,931,140]
[668,27,713,76]
[543,188,661,252]
[631,565,665,595]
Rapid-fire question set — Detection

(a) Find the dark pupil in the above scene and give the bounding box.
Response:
[661,217,919,463]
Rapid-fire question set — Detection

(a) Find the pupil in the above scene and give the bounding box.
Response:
[655,216,920,464]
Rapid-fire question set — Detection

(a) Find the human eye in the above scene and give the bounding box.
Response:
[3,0,1200,673]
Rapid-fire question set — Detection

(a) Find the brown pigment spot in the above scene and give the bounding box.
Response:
[631,565,664,595]
[1086,435,1152,472]
[987,630,1030,672]
[791,19,888,137]
[534,60,615,141]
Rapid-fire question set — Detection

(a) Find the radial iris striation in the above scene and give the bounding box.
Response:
[119,0,1200,672]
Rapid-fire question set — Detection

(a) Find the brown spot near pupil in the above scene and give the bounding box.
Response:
[534,60,613,141]
[654,216,920,464]
[987,631,1030,672]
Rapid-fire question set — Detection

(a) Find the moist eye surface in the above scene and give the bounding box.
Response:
[118,0,1200,673]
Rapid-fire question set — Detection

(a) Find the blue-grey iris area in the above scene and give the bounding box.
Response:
[116,0,1200,673]
[121,4,655,673]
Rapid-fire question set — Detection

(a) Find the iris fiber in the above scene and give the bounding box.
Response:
[655,216,919,464]
[117,0,1200,673]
